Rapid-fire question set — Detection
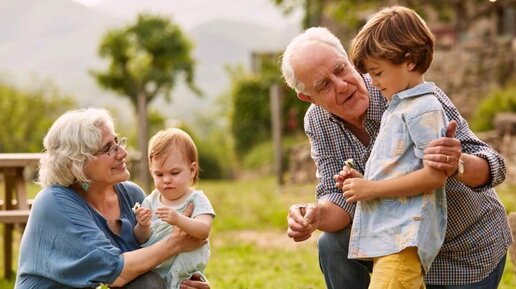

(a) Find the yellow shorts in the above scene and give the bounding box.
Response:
[369,247,425,289]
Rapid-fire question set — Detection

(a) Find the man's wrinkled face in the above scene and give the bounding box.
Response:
[291,42,369,122]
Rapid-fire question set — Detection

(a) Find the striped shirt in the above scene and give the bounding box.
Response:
[305,74,512,285]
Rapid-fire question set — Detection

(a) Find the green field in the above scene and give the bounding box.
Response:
[1,178,514,288]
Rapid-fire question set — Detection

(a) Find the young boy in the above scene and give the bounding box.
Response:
[133,128,215,289]
[338,6,449,289]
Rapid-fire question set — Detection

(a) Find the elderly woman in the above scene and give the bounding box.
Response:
[15,108,210,289]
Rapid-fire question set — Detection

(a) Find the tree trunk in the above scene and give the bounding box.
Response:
[270,84,284,186]
[137,92,150,192]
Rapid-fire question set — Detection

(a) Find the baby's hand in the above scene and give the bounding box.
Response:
[132,202,141,213]
[135,207,152,227]
[156,206,179,225]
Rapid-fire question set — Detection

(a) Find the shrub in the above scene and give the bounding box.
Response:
[471,85,516,132]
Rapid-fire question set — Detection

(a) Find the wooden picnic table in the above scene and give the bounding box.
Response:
[0,153,43,279]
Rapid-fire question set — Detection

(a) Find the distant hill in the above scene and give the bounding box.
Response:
[0,0,301,124]
[92,0,301,31]
[0,0,123,106]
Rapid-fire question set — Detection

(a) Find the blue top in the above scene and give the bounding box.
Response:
[348,82,449,273]
[15,181,146,289]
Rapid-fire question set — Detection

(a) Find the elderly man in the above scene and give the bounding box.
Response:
[281,27,511,289]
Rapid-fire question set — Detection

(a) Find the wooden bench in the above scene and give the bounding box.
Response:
[0,209,30,280]
[0,210,30,224]
[0,153,42,279]
[0,199,33,210]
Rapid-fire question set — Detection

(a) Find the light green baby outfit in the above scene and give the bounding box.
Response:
[142,189,215,289]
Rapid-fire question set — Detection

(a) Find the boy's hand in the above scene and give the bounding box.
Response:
[134,207,152,227]
[334,166,363,190]
[342,178,378,203]
[156,206,180,225]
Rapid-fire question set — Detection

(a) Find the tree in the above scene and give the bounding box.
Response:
[0,80,74,153]
[227,59,306,159]
[272,0,513,35]
[91,13,201,190]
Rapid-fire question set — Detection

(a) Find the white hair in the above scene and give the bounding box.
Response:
[281,27,348,94]
[37,108,115,187]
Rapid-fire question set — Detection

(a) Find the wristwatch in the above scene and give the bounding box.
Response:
[453,158,464,178]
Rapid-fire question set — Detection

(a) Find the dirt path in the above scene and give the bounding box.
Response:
[213,230,320,251]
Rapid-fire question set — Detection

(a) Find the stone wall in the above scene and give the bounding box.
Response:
[287,142,316,184]
[427,37,515,118]
[476,113,516,181]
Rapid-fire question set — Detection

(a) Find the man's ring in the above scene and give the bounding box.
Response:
[446,155,450,163]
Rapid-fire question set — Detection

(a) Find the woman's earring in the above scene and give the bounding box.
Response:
[81,182,90,192]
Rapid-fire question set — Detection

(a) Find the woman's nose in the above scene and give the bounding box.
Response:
[116,146,128,158]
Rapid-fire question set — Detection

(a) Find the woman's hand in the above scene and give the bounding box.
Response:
[180,273,211,289]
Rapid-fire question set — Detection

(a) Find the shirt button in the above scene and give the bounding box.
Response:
[413,216,421,221]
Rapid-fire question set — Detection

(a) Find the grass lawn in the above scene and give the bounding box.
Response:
[1,177,514,288]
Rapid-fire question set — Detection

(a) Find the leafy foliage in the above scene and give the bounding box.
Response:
[272,0,502,38]
[92,13,201,107]
[0,80,74,153]
[227,61,308,159]
[471,85,516,132]
[92,13,200,188]
[177,125,230,180]
[229,73,272,157]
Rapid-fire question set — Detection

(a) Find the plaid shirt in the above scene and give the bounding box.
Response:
[305,74,512,285]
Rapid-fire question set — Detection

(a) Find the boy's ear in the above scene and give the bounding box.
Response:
[297,92,312,103]
[404,52,417,71]
[407,61,416,71]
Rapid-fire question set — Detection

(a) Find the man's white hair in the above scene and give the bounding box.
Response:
[281,27,348,94]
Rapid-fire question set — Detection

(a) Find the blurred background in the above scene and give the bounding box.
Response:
[0,0,515,288]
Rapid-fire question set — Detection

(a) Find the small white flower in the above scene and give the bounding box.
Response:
[344,159,355,169]
[132,202,141,213]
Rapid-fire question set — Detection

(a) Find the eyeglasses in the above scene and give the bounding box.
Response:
[96,137,127,157]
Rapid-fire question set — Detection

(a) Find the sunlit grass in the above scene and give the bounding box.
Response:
[1,178,514,288]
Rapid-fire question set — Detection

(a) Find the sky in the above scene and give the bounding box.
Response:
[77,0,303,31]
[47,0,301,125]
[72,0,103,6]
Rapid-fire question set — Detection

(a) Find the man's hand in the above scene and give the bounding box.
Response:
[423,120,462,176]
[180,273,211,289]
[287,203,320,242]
